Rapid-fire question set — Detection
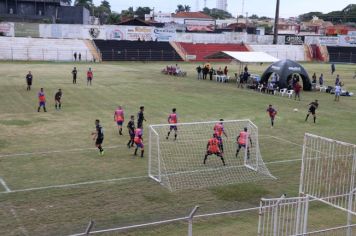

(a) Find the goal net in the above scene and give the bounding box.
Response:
[148,119,275,191]
[299,133,356,212]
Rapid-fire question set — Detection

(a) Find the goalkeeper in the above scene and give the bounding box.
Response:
[235,127,252,159]
[213,119,228,153]
[203,133,226,166]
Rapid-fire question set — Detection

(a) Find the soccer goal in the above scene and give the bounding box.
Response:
[148,119,275,191]
[299,133,356,213]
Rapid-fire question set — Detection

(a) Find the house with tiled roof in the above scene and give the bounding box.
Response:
[171,12,216,32]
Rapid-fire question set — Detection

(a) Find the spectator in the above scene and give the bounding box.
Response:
[209,68,214,80]
[73,52,77,61]
[242,71,250,84]
[334,84,341,102]
[294,81,302,101]
[238,72,244,88]
[319,73,324,86]
[335,74,340,86]
[244,65,248,72]
[202,65,209,80]
[196,65,202,80]
[331,63,335,75]
[224,66,228,76]
[311,73,317,90]
[217,67,223,75]
[79,53,82,61]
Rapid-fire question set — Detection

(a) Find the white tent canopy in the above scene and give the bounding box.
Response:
[205,51,279,63]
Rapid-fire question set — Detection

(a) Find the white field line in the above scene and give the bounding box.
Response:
[0,177,11,192]
[0,135,299,159]
[0,145,125,158]
[0,135,302,194]
[0,158,303,195]
[0,175,147,194]
[9,205,29,236]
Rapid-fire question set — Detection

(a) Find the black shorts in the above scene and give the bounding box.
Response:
[55,98,61,103]
[96,137,104,145]
[308,109,316,115]
[206,151,222,156]
[129,131,135,139]
[87,77,92,81]
[27,82,32,86]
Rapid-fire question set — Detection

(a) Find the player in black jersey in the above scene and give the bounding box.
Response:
[91,119,104,156]
[127,115,135,148]
[305,100,319,123]
[55,89,62,110]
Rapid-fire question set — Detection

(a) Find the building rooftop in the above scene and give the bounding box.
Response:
[172,12,213,19]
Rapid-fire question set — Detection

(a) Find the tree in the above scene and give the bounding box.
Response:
[134,7,151,20]
[184,5,191,12]
[121,6,134,19]
[74,0,93,11]
[100,0,111,11]
[298,12,323,21]
[107,12,120,24]
[176,5,185,13]
[203,8,232,19]
[249,14,259,19]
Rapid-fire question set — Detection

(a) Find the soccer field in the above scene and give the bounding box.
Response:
[0,61,355,235]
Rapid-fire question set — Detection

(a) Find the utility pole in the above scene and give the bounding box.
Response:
[245,12,248,33]
[273,0,280,45]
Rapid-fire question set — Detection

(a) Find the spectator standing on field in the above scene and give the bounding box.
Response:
[202,65,209,80]
[331,63,335,75]
[335,74,340,86]
[87,68,93,86]
[209,67,214,80]
[73,52,77,61]
[79,53,82,61]
[294,81,302,101]
[334,84,341,102]
[224,66,228,76]
[26,71,33,91]
[319,74,324,87]
[196,65,202,80]
[72,67,77,84]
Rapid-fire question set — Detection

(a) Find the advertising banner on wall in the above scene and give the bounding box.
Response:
[318,36,339,46]
[285,35,305,45]
[0,22,14,36]
[124,26,154,41]
[339,35,356,47]
[15,23,39,37]
[153,28,176,41]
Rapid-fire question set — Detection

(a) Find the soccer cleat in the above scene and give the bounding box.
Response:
[100,150,104,156]
[166,136,168,140]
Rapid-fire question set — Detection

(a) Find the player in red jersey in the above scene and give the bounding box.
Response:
[87,68,93,86]
[203,134,225,166]
[114,105,125,135]
[213,119,228,153]
[266,104,277,128]
[134,127,144,157]
[166,108,178,140]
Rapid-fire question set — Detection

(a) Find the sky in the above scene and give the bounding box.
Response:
[93,0,354,18]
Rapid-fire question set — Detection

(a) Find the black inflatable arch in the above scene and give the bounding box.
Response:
[260,59,312,91]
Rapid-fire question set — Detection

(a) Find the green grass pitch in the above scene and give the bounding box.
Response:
[0,61,355,235]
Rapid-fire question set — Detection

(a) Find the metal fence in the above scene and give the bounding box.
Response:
[100,49,182,61]
[329,52,356,64]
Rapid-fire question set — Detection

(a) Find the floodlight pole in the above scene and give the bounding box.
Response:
[273,0,280,45]
[187,206,199,236]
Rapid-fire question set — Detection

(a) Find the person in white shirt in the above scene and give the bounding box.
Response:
[334,84,341,102]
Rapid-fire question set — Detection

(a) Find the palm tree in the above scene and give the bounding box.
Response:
[74,0,93,11]
[273,0,280,45]
[184,5,191,12]
[176,5,185,13]
[60,0,72,5]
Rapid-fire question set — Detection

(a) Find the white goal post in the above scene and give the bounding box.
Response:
[148,119,275,191]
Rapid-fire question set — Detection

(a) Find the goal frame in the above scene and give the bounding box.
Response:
[148,119,274,191]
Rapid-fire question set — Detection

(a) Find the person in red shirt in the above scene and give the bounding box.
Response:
[235,127,252,159]
[203,134,226,166]
[166,108,178,140]
[266,105,277,128]
[37,88,47,112]
[294,81,302,101]
[134,127,144,157]
[87,68,93,86]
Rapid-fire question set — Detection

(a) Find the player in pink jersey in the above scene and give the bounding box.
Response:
[213,119,228,153]
[114,105,125,135]
[134,127,144,157]
[166,108,178,140]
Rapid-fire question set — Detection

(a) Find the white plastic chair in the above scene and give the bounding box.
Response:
[258,84,264,92]
[279,88,287,96]
[287,90,294,98]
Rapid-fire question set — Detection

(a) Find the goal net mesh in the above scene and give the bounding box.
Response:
[148,120,275,191]
[299,133,356,212]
